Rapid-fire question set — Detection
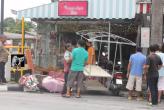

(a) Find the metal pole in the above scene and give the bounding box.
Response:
[59,35,61,54]
[0,0,4,34]
[98,37,103,64]
[136,25,141,47]
[21,17,25,54]
[108,21,111,60]
[112,41,118,74]
[119,44,123,69]
[34,35,38,64]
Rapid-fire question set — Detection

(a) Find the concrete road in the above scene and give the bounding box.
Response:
[0,91,164,110]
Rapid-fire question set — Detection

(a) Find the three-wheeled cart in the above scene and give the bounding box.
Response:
[76,30,136,95]
[84,65,112,91]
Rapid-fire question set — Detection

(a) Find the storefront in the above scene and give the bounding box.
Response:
[137,0,164,45]
[16,0,136,69]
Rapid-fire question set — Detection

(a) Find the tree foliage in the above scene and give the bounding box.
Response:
[3,17,36,33]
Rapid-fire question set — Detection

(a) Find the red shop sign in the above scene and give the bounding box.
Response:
[58,1,88,16]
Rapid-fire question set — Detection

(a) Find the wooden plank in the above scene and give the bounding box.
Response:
[84,65,112,78]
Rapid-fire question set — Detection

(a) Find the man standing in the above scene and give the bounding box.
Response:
[156,44,164,103]
[66,40,88,98]
[126,47,146,100]
[86,40,96,65]
[144,44,162,105]
[0,35,9,84]
[61,43,72,96]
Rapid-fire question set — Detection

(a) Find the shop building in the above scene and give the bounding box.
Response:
[137,0,164,45]
[16,0,137,68]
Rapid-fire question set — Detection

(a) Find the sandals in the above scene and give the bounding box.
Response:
[158,100,161,104]
[76,95,81,98]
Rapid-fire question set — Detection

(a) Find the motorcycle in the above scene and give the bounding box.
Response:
[98,52,126,96]
[109,71,124,96]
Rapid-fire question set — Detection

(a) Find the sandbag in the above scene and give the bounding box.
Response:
[48,71,64,82]
[42,76,64,93]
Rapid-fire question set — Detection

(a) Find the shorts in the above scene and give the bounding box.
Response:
[158,76,164,91]
[67,71,84,88]
[126,75,142,91]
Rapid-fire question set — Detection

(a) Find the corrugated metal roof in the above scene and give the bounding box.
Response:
[17,0,136,20]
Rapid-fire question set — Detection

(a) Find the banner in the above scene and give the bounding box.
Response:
[141,27,150,48]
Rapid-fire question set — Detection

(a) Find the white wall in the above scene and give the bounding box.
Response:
[5,55,11,81]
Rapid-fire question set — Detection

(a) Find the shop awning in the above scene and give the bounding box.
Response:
[17,0,136,20]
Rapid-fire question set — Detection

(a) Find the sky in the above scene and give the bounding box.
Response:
[4,0,51,18]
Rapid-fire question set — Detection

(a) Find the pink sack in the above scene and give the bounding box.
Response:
[42,76,64,93]
[48,71,64,81]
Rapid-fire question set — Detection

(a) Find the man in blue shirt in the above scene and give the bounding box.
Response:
[126,47,146,100]
[66,40,88,98]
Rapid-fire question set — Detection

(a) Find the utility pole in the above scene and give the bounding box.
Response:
[0,0,4,34]
[151,0,163,45]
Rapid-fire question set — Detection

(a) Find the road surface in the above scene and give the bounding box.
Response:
[0,91,163,110]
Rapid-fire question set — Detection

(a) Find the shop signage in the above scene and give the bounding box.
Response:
[141,27,150,47]
[58,1,88,16]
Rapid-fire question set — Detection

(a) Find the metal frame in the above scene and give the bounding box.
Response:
[76,30,136,46]
[76,30,136,74]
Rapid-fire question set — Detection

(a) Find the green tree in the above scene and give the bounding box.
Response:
[4,17,36,33]
[4,17,16,32]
